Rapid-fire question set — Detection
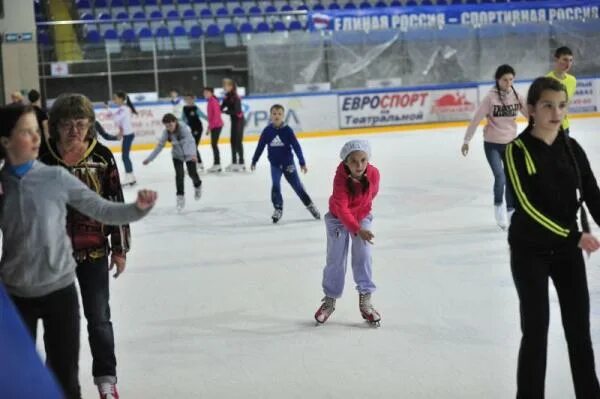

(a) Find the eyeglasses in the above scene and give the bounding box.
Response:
[58,119,90,132]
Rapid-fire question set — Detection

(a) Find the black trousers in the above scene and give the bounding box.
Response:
[230,118,244,164]
[76,256,116,384]
[173,158,201,196]
[210,127,222,165]
[11,284,82,399]
[192,129,202,163]
[511,244,600,399]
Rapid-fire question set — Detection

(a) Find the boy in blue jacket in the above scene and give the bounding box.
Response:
[251,104,321,223]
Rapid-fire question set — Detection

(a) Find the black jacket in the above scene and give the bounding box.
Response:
[505,129,600,250]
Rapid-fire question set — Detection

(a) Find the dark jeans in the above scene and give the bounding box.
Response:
[511,245,600,398]
[173,158,201,195]
[270,163,313,210]
[192,130,202,163]
[210,127,222,165]
[230,118,244,164]
[11,284,82,399]
[122,134,135,173]
[76,256,116,385]
[484,141,514,210]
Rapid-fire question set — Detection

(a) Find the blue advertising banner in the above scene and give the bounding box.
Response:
[308,0,600,32]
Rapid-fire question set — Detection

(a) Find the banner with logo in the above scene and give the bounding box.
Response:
[338,87,477,128]
[308,0,600,32]
[94,94,338,146]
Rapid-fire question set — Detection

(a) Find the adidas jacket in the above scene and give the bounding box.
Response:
[504,129,600,250]
[251,123,306,167]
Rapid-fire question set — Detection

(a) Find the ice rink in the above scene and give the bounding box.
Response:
[76,117,600,398]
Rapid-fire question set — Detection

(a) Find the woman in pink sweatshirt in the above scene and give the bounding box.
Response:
[461,64,528,229]
[203,87,224,172]
[314,140,381,327]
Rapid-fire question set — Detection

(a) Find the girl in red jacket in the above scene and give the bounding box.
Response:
[314,140,381,326]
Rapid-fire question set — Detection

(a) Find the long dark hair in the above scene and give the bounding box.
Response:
[343,164,370,197]
[494,64,520,107]
[115,91,138,115]
[525,76,589,232]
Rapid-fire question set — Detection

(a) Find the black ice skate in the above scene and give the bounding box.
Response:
[272,208,282,223]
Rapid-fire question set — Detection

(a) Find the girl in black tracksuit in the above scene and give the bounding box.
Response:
[504,77,600,398]
[221,79,245,171]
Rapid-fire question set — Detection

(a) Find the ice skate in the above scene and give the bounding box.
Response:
[194,184,202,200]
[494,204,507,230]
[233,163,246,172]
[307,203,321,220]
[314,296,336,325]
[176,195,185,212]
[272,208,282,223]
[122,172,137,187]
[207,164,222,173]
[224,163,236,172]
[98,383,119,399]
[359,293,381,327]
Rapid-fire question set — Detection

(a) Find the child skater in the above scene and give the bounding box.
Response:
[106,91,137,186]
[221,78,245,171]
[250,104,320,223]
[181,93,204,171]
[547,46,577,135]
[505,77,600,398]
[143,113,202,211]
[314,140,381,326]
[204,87,224,172]
[461,64,528,229]
[0,104,157,399]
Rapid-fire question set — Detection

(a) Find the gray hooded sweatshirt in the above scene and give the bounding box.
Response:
[144,123,197,163]
[0,161,151,297]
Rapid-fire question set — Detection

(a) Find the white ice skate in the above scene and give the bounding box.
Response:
[224,164,236,172]
[494,204,507,230]
[359,293,381,327]
[314,296,336,324]
[176,195,185,212]
[122,172,137,187]
[272,208,282,223]
[207,164,222,173]
[98,382,119,399]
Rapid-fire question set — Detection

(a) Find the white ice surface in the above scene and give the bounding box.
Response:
[71,118,600,398]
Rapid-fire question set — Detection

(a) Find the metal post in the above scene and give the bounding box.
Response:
[106,46,113,100]
[200,36,207,88]
[152,41,159,96]
[39,44,48,104]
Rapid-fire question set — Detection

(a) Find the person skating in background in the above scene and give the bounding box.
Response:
[204,87,224,173]
[0,103,157,399]
[106,91,137,186]
[547,46,577,136]
[221,78,245,172]
[181,93,205,172]
[461,64,528,229]
[314,140,381,326]
[39,93,131,399]
[143,113,202,212]
[251,104,320,223]
[505,77,600,398]
[168,88,184,118]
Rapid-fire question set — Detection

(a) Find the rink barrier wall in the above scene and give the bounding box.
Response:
[98,78,600,153]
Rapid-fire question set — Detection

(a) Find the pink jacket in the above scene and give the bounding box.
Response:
[463,88,528,145]
[207,96,223,130]
[329,162,380,234]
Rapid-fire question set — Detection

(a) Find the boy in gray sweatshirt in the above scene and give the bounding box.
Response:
[0,104,157,399]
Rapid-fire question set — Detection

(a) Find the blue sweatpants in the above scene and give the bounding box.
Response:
[322,212,376,299]
[270,163,312,210]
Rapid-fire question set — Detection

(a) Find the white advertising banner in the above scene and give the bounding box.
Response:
[95,94,338,146]
[338,87,478,128]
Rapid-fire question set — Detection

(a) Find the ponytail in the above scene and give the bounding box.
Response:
[343,164,370,197]
[125,95,137,115]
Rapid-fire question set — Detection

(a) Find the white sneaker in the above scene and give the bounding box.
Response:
[495,205,507,230]
[207,164,222,173]
[194,185,202,200]
[176,195,185,212]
